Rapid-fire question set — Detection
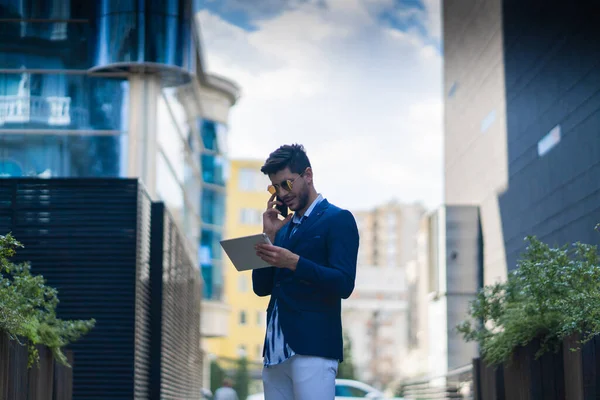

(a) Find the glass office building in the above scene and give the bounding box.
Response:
[0,0,239,303]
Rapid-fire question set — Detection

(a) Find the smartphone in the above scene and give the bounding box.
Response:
[276,196,288,218]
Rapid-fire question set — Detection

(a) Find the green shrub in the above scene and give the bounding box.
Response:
[457,226,600,366]
[234,356,249,400]
[0,233,95,367]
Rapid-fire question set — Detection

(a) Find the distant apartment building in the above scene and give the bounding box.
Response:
[444,0,600,285]
[353,200,426,268]
[401,206,482,381]
[342,266,408,389]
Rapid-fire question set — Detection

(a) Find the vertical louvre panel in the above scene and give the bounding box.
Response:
[135,184,152,399]
[150,203,203,399]
[0,178,151,400]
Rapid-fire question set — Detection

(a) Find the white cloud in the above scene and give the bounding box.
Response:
[196,0,443,211]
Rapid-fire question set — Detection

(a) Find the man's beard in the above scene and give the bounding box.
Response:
[293,189,311,212]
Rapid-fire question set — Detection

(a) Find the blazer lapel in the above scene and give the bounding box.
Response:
[285,199,330,250]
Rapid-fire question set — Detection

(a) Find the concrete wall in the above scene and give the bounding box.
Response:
[443,0,509,285]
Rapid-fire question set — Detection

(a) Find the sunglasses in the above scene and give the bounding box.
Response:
[267,171,306,195]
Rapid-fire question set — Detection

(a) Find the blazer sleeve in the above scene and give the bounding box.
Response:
[292,209,359,299]
[252,228,286,297]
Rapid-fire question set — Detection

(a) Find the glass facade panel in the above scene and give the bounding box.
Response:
[211,259,223,299]
[0,22,92,69]
[144,15,188,67]
[96,13,139,65]
[98,0,137,14]
[0,73,129,131]
[162,88,190,144]
[94,9,193,73]
[200,119,218,151]
[146,0,181,16]
[201,265,213,299]
[201,154,226,186]
[0,133,127,177]
[156,150,184,217]
[157,96,186,183]
[199,119,228,153]
[0,0,72,19]
[199,228,222,262]
[200,227,223,300]
[201,188,225,226]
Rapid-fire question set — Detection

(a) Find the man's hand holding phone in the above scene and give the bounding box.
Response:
[263,193,293,243]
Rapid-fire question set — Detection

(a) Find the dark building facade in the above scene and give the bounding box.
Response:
[498,0,600,270]
[444,0,600,282]
[0,178,202,399]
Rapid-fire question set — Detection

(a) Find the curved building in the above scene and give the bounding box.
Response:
[0,0,239,349]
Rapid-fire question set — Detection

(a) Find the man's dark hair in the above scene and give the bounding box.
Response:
[260,144,311,175]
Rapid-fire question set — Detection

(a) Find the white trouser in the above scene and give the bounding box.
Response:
[262,355,338,400]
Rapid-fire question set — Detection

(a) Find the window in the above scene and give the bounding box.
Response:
[239,311,247,325]
[256,311,264,326]
[238,276,248,293]
[538,125,561,157]
[240,208,263,225]
[202,154,226,186]
[238,168,268,192]
[201,188,225,226]
[256,344,262,359]
[387,213,396,228]
[480,109,496,133]
[237,345,247,357]
[448,81,458,98]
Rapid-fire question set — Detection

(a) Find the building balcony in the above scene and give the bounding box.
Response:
[0,95,72,126]
[201,299,230,338]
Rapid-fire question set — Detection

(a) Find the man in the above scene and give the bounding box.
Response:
[253,144,359,400]
[213,378,239,400]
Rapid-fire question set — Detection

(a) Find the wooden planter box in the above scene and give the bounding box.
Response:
[473,358,505,400]
[474,340,565,400]
[474,335,600,400]
[562,333,600,400]
[503,339,565,400]
[0,334,73,400]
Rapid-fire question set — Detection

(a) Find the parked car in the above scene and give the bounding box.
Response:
[246,379,404,399]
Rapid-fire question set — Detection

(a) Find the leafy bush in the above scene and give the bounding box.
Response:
[457,227,600,366]
[0,233,95,367]
[338,330,356,380]
[234,356,249,400]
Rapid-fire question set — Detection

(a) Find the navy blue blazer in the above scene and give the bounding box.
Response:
[252,199,359,362]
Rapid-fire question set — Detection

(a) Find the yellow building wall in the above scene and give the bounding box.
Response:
[205,159,271,363]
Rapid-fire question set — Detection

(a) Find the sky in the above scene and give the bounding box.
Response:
[196,0,443,211]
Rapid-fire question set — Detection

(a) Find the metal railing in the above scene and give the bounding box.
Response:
[400,364,474,400]
[0,95,71,126]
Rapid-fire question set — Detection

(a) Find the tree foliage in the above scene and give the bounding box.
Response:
[0,233,95,367]
[234,356,249,400]
[210,359,225,393]
[338,330,356,380]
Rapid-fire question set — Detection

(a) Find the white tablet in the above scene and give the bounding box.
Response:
[220,233,274,271]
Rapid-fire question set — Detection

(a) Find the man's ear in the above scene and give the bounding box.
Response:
[304,167,314,184]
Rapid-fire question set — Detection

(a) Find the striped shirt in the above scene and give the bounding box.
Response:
[263,194,324,367]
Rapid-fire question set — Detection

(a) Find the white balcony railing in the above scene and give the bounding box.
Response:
[0,95,71,126]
